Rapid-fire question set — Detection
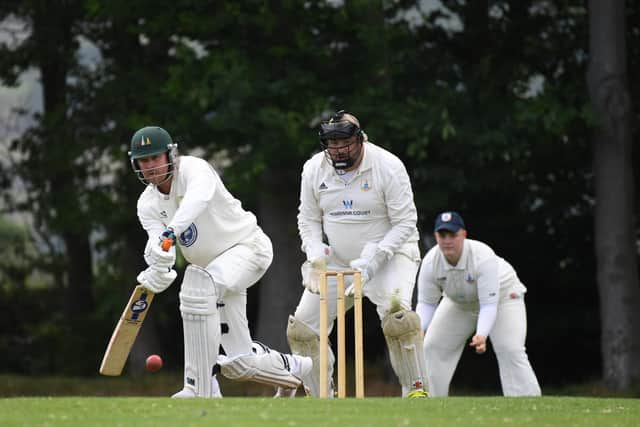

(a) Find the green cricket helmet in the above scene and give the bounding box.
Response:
[128,126,179,186]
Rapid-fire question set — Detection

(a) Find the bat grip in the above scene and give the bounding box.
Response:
[161,237,174,251]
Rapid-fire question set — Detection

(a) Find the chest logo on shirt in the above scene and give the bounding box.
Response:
[361,180,371,191]
[329,200,371,217]
[466,274,474,284]
[160,210,168,218]
[319,182,328,190]
[179,223,198,247]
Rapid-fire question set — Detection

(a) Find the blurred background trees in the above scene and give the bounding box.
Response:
[0,0,638,393]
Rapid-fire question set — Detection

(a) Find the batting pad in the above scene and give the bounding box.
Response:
[286,315,334,397]
[382,310,429,396]
[179,265,220,397]
[218,350,303,389]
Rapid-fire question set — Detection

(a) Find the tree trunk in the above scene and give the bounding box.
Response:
[63,231,94,317]
[587,0,640,390]
[33,2,96,319]
[255,168,305,352]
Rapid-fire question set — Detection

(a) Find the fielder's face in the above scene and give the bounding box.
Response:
[435,229,467,265]
[137,153,171,186]
[326,135,363,171]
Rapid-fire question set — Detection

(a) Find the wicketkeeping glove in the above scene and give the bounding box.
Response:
[346,242,391,296]
[300,258,327,294]
[305,241,331,263]
[137,265,177,294]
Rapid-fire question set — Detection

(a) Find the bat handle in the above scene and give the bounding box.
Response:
[161,237,174,251]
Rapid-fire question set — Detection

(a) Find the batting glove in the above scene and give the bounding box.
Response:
[137,266,177,294]
[161,227,176,242]
[144,240,176,269]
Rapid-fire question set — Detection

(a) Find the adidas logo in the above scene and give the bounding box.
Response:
[319,182,327,190]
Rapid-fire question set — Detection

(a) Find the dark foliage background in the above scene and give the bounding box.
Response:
[0,1,638,393]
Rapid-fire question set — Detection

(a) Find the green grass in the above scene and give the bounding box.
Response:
[1,374,639,427]
[1,396,639,427]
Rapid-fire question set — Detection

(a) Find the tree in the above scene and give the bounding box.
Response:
[586,0,640,390]
[0,2,100,373]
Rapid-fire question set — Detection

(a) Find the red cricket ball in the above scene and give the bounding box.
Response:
[145,354,163,372]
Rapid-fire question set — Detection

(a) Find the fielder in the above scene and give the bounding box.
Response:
[129,126,311,398]
[281,111,428,398]
[416,211,541,397]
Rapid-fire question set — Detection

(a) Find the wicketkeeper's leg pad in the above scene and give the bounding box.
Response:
[217,348,305,389]
[382,309,429,396]
[177,264,220,398]
[286,315,334,397]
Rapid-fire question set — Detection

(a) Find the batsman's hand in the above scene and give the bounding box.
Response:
[160,228,176,251]
[144,228,177,268]
[137,265,177,294]
[145,240,176,268]
[301,259,327,294]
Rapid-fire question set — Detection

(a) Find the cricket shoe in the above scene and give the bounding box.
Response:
[291,354,313,380]
[273,386,297,398]
[171,376,223,398]
[407,389,429,399]
[273,355,312,398]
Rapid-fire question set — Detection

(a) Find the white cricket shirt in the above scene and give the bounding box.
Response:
[297,142,420,265]
[417,239,527,308]
[137,155,258,267]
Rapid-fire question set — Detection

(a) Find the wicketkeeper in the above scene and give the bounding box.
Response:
[281,111,428,398]
[129,126,311,398]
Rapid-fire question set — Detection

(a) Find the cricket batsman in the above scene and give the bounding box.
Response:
[129,126,311,398]
[281,111,428,398]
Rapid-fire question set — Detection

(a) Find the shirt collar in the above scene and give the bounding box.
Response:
[357,142,373,173]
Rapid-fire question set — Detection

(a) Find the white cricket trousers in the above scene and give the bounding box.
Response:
[203,227,273,356]
[423,294,541,397]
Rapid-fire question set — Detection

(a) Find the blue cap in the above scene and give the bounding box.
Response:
[434,211,466,233]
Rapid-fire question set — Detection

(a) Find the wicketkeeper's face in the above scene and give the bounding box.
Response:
[137,153,171,185]
[326,135,362,165]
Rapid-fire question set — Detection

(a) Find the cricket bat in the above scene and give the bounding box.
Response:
[99,237,172,376]
[99,285,155,376]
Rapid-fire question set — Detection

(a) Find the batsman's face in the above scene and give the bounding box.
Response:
[137,153,170,185]
[435,229,466,265]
